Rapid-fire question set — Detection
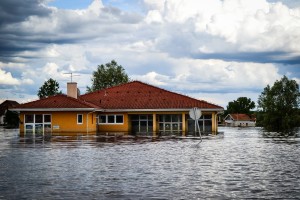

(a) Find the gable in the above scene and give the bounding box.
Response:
[224,114,233,121]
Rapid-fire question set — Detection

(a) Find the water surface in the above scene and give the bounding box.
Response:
[0,127,299,199]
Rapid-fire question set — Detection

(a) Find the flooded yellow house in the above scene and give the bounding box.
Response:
[12,81,223,136]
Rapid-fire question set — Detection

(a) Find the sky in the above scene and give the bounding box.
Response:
[0,0,300,108]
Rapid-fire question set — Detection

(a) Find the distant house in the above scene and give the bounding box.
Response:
[11,81,224,136]
[0,100,19,125]
[224,114,256,127]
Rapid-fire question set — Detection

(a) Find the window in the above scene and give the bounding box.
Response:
[77,114,83,124]
[100,115,106,123]
[107,115,115,123]
[158,114,182,133]
[35,115,43,123]
[98,114,124,124]
[187,114,212,133]
[24,114,52,135]
[25,115,34,123]
[130,115,153,133]
[116,115,123,123]
[44,115,51,123]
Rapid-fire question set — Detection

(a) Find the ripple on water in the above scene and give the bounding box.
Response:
[0,127,300,199]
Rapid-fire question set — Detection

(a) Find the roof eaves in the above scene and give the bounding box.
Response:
[97,108,224,112]
[10,108,96,112]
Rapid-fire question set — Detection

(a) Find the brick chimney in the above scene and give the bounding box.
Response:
[67,82,78,99]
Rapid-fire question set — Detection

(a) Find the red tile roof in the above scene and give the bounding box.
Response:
[14,94,98,110]
[229,114,256,121]
[80,81,223,110]
[13,81,223,111]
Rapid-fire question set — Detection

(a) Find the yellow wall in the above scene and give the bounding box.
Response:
[97,111,219,134]
[19,111,97,135]
[19,110,220,136]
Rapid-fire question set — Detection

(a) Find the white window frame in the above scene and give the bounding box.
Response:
[98,114,124,125]
[77,114,83,124]
[24,114,52,135]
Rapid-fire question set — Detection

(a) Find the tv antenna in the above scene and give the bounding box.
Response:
[64,72,80,82]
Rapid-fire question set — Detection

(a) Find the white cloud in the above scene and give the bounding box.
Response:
[1,0,299,107]
[143,0,300,53]
[0,68,19,85]
[145,10,163,24]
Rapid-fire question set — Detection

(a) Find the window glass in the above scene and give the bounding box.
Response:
[148,115,153,121]
[35,124,43,135]
[204,115,212,119]
[172,115,179,122]
[159,123,164,131]
[35,115,43,123]
[165,123,171,131]
[99,115,106,123]
[25,124,33,130]
[107,115,115,123]
[131,115,139,121]
[77,114,83,124]
[25,115,34,123]
[164,115,171,122]
[140,121,147,132]
[44,115,51,123]
[172,123,179,131]
[116,115,123,123]
[140,115,147,120]
[44,124,52,133]
[25,125,34,134]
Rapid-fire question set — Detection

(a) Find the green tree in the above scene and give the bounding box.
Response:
[87,60,130,92]
[258,76,300,133]
[226,97,255,114]
[37,78,62,99]
[4,110,19,128]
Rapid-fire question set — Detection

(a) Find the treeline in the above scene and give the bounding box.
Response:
[223,76,300,134]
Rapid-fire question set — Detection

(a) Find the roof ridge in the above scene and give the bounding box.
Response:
[81,80,223,108]
[131,80,223,108]
[81,81,136,97]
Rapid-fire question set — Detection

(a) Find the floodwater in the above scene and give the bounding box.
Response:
[0,127,299,199]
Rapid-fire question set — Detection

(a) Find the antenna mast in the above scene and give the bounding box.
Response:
[64,72,80,82]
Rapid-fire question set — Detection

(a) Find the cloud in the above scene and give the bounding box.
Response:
[0,68,19,85]
[132,57,282,93]
[0,0,299,107]
[0,0,142,61]
[143,0,300,62]
[0,0,51,26]
[2,0,299,64]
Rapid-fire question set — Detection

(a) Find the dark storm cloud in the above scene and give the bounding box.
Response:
[193,52,300,65]
[0,0,51,26]
[0,0,52,62]
[0,0,142,63]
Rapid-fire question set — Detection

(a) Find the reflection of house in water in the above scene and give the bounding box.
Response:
[11,81,223,136]
[224,114,256,127]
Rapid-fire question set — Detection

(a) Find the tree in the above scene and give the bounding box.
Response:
[258,76,300,133]
[37,78,62,99]
[226,97,255,114]
[87,60,130,92]
[4,110,19,128]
